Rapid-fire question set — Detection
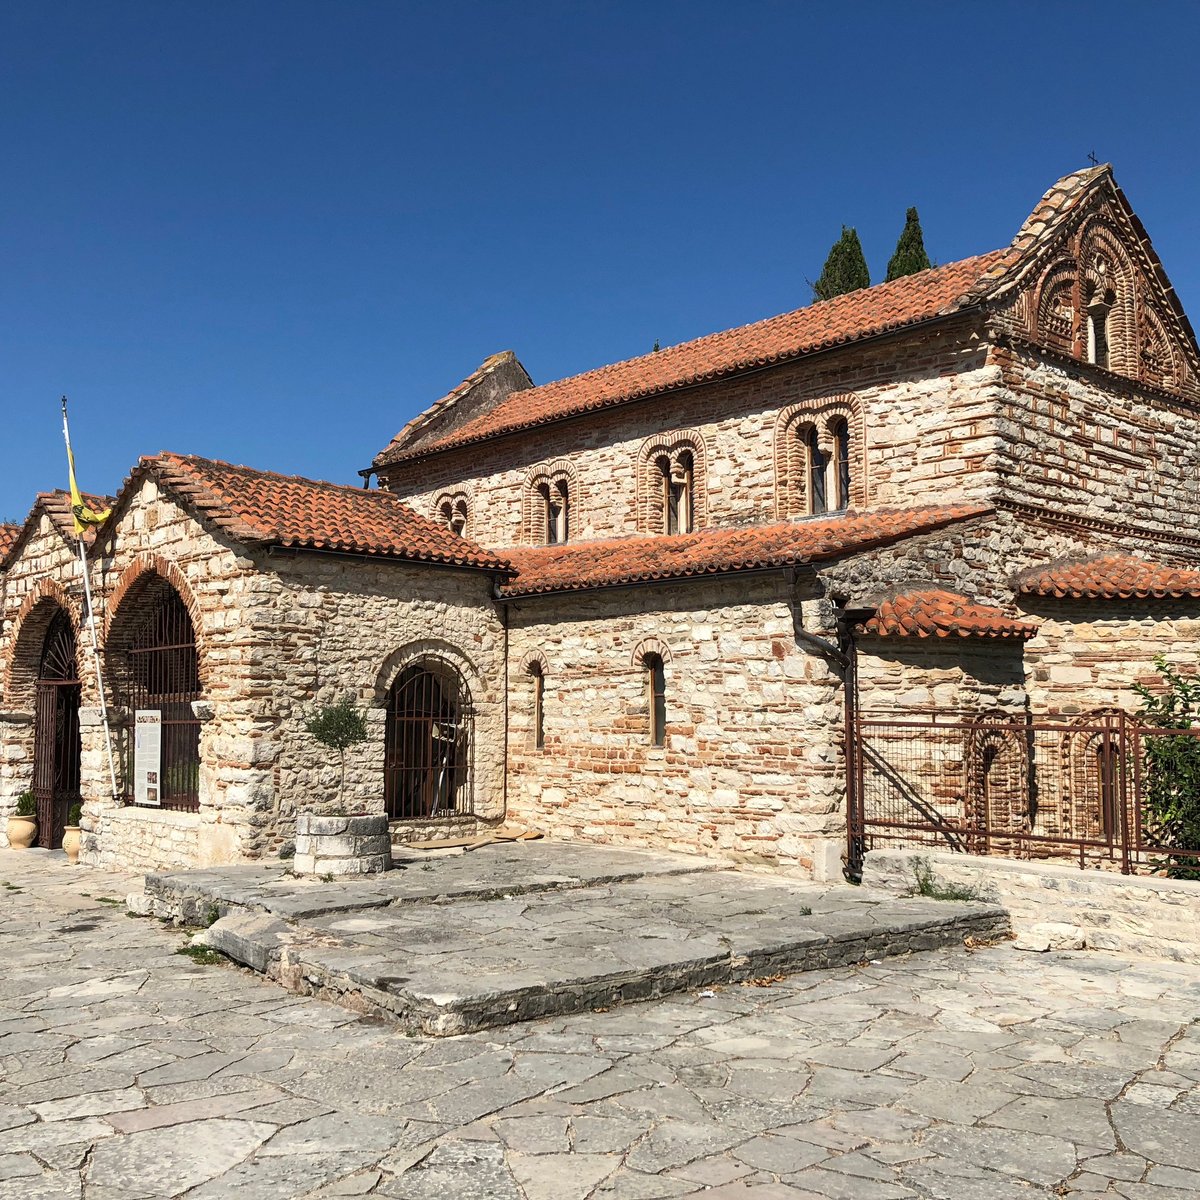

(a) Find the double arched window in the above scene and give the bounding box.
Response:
[775,398,863,519]
[434,492,471,537]
[524,461,577,545]
[636,432,707,534]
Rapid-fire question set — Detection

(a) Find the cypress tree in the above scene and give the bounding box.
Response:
[886,206,932,281]
[812,227,870,302]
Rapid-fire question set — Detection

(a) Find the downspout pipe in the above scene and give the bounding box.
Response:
[837,606,875,883]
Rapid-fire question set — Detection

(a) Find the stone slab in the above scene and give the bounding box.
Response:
[142,841,720,923]
[139,845,1008,1035]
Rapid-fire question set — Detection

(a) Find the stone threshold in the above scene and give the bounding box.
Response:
[132,842,1009,1036]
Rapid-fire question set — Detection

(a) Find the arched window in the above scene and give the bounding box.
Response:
[529,661,545,750]
[663,450,693,535]
[830,418,851,512]
[806,427,828,516]
[33,609,81,849]
[435,492,470,537]
[385,661,472,820]
[541,479,569,544]
[636,433,706,534]
[644,653,667,747]
[119,585,201,811]
[775,398,864,520]
[1088,299,1112,370]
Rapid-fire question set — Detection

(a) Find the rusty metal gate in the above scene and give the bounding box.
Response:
[384,662,472,821]
[33,610,81,850]
[847,709,1200,879]
[124,588,201,810]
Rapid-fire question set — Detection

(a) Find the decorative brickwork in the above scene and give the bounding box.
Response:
[635,431,707,534]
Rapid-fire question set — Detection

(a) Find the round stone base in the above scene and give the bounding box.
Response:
[294,813,392,876]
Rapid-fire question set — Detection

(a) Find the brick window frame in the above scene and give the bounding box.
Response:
[774,395,866,519]
[519,650,549,751]
[635,431,707,535]
[433,490,471,537]
[522,460,578,545]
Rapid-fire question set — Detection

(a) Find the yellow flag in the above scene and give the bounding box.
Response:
[67,441,112,535]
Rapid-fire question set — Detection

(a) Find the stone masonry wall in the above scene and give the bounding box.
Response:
[504,574,846,875]
[1020,597,1200,716]
[992,344,1200,549]
[255,553,505,855]
[0,512,92,847]
[382,320,998,545]
[1,478,508,871]
[864,848,1200,965]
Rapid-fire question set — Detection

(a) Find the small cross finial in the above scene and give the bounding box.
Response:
[1087,151,1099,167]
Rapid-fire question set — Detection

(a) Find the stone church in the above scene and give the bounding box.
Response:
[4,163,1200,877]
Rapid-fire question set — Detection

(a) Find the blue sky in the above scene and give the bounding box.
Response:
[2,1,1198,521]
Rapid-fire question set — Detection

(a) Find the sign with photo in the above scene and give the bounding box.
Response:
[134,710,162,806]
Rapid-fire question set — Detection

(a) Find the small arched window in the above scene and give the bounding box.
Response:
[644,653,667,747]
[435,493,470,537]
[1088,300,1111,370]
[830,418,851,512]
[542,479,569,544]
[806,427,828,516]
[529,661,545,750]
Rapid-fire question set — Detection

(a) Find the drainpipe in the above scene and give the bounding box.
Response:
[498,592,510,824]
[837,606,874,883]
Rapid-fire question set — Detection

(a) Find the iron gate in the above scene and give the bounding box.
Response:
[33,610,81,850]
[384,662,472,821]
[124,588,201,810]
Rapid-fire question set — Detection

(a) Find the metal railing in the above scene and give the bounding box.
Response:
[848,708,1200,880]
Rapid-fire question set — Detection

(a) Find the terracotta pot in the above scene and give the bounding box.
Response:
[7,816,36,851]
[62,826,81,866]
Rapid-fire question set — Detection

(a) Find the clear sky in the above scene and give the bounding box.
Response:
[3,1,1198,521]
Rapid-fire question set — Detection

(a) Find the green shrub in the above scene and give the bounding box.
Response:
[305,698,369,810]
[14,791,35,818]
[1134,656,1200,879]
[67,803,83,827]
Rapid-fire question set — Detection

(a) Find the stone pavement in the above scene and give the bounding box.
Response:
[139,844,1007,1034]
[4,851,1200,1197]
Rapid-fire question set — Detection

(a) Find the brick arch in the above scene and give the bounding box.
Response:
[372,638,482,709]
[432,487,473,536]
[635,430,708,534]
[2,579,84,705]
[104,554,208,687]
[1032,257,1079,354]
[1075,217,1137,376]
[523,458,579,544]
[630,636,672,668]
[519,649,549,676]
[774,394,867,519]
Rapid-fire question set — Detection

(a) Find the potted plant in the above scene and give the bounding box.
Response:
[62,802,83,866]
[305,698,369,812]
[7,791,37,850]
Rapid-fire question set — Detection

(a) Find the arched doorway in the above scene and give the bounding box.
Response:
[117,584,201,809]
[33,610,81,850]
[384,662,471,820]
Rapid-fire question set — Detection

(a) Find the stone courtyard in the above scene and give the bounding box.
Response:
[4,851,1200,1198]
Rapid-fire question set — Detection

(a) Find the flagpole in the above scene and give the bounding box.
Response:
[61,397,120,804]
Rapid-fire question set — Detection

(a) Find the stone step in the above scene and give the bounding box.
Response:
[193,870,1008,1037]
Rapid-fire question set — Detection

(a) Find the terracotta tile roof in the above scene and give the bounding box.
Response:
[498,503,990,597]
[0,523,20,559]
[1017,553,1200,601]
[0,491,114,571]
[860,590,1037,640]
[378,252,1004,465]
[132,453,510,571]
